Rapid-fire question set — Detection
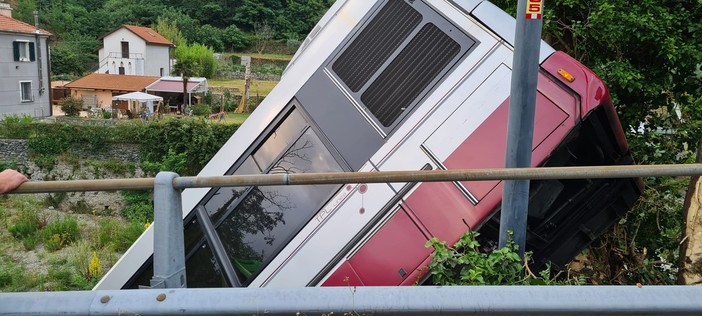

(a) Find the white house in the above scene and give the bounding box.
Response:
[97,25,174,77]
[0,2,52,118]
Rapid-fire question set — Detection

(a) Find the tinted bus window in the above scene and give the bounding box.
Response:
[216,127,343,284]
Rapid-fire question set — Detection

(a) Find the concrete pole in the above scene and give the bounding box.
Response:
[150,172,187,288]
[499,0,544,256]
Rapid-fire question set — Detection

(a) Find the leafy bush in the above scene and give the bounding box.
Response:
[9,208,41,239]
[286,35,302,54]
[191,104,213,117]
[116,221,147,252]
[0,114,33,138]
[59,96,83,117]
[22,235,38,251]
[41,217,79,251]
[426,231,574,285]
[136,118,236,175]
[142,149,188,175]
[27,124,73,156]
[45,265,92,291]
[0,160,18,172]
[120,190,154,224]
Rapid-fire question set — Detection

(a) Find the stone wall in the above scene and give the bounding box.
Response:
[0,139,29,165]
[217,71,282,81]
[0,139,140,166]
[0,138,144,212]
[75,143,141,162]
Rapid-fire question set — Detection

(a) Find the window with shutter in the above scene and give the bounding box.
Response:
[12,41,32,62]
[29,42,35,62]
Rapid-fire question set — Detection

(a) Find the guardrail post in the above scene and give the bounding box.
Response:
[150,171,187,288]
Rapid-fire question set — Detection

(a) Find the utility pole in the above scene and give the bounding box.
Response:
[33,11,44,97]
[499,0,544,257]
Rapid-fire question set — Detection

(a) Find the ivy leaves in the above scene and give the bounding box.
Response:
[426,231,555,286]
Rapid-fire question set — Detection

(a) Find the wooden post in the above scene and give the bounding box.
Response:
[678,140,702,284]
[235,59,251,113]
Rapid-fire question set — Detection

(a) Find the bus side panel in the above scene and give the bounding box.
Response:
[325,207,433,286]
[322,261,364,287]
[403,182,476,245]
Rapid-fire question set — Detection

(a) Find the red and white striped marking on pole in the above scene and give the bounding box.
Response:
[526,0,543,19]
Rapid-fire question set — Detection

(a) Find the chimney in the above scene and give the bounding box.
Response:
[0,1,12,18]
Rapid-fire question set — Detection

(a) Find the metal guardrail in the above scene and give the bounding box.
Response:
[2,164,702,315]
[3,286,701,315]
[11,164,702,194]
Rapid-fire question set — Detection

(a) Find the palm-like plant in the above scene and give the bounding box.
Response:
[172,57,198,113]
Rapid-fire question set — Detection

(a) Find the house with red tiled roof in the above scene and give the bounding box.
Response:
[0,1,52,118]
[97,24,174,77]
[64,73,159,110]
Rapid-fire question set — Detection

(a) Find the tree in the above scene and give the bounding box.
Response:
[50,32,100,77]
[196,24,224,52]
[11,0,36,25]
[172,56,197,113]
[222,24,252,51]
[156,7,199,45]
[253,21,274,54]
[233,0,277,31]
[152,16,187,47]
[275,0,327,39]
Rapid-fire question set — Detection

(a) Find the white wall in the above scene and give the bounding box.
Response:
[98,28,146,75]
[97,28,171,77]
[145,44,170,77]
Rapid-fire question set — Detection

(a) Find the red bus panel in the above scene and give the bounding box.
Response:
[404,182,477,245]
[347,207,433,286]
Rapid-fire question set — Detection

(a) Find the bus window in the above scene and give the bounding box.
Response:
[215,127,343,284]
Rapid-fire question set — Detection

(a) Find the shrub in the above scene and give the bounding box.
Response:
[191,104,212,117]
[22,234,38,251]
[120,204,153,224]
[141,149,188,175]
[426,231,577,285]
[95,218,146,252]
[41,217,79,251]
[59,96,83,117]
[0,160,18,172]
[116,221,147,252]
[0,114,33,138]
[9,208,41,239]
[45,265,92,291]
[95,218,120,250]
[120,190,154,223]
[0,260,24,289]
[286,35,302,54]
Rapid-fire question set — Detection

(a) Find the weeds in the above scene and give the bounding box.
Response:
[41,217,79,251]
[9,208,42,240]
[426,230,581,285]
[44,192,67,209]
[68,199,92,215]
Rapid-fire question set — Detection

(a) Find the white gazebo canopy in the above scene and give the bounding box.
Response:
[113,92,164,115]
[112,92,163,102]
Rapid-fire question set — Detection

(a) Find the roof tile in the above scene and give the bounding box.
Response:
[64,73,160,91]
[122,25,173,46]
[0,15,52,35]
